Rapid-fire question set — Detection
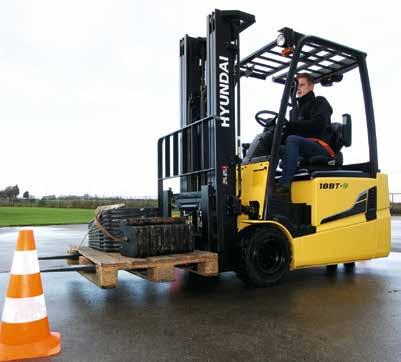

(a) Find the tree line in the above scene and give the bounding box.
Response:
[0,185,157,209]
[0,185,29,199]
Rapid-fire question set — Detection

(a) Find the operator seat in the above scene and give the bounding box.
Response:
[242,114,352,168]
[300,113,352,169]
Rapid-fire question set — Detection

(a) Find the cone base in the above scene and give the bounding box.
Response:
[0,331,60,361]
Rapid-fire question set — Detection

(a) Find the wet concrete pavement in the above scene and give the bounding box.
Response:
[0,221,401,361]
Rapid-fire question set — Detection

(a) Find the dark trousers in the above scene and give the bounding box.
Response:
[279,135,328,185]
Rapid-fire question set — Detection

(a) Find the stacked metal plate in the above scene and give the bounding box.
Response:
[88,207,160,252]
[120,217,194,257]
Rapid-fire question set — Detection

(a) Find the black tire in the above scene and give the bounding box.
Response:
[235,227,291,287]
[326,264,338,272]
[344,262,355,270]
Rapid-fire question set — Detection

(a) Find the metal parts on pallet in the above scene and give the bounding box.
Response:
[88,207,160,252]
[120,217,194,258]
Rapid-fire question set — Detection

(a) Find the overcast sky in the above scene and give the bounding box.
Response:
[1,0,400,197]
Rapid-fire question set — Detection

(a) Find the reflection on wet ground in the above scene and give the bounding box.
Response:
[0,222,401,361]
[392,216,401,251]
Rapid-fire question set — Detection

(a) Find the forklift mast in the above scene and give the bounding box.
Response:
[158,9,255,270]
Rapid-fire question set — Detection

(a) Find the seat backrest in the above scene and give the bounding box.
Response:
[300,114,351,168]
[329,113,352,152]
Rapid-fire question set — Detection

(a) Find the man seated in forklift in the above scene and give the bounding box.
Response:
[275,73,334,197]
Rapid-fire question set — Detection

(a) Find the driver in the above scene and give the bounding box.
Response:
[275,73,334,197]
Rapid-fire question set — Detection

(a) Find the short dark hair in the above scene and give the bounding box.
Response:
[297,73,314,85]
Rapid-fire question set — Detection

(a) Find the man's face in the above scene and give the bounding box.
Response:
[297,77,314,97]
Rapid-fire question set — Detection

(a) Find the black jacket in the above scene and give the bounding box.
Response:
[287,91,333,144]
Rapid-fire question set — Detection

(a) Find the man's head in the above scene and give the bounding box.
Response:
[296,73,314,97]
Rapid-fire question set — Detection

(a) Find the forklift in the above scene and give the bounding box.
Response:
[157,9,391,287]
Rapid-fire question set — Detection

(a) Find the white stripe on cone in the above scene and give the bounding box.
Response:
[10,250,40,275]
[1,295,47,323]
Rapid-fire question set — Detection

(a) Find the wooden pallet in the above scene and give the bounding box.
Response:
[68,246,218,288]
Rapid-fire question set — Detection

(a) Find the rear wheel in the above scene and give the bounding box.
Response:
[235,227,291,287]
[344,262,355,270]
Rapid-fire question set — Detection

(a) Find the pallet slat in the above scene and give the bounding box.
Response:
[68,246,218,288]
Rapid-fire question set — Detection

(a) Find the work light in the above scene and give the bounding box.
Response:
[277,33,286,47]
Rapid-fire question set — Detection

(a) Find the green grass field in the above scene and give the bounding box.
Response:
[0,207,94,227]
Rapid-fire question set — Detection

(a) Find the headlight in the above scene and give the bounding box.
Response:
[277,33,286,47]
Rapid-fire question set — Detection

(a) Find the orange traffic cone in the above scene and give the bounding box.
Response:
[0,230,61,361]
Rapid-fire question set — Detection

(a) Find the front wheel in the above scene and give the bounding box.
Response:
[235,227,291,287]
[326,264,338,273]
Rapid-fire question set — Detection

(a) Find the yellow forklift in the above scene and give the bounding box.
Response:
[157,9,391,287]
[35,9,390,289]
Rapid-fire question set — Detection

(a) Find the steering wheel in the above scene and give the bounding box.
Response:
[255,110,278,128]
